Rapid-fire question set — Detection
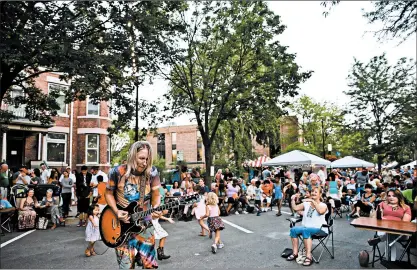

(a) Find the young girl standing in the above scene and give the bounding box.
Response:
[194,194,210,237]
[85,204,100,257]
[203,192,225,254]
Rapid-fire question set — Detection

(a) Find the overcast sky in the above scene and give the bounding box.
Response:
[138,1,416,127]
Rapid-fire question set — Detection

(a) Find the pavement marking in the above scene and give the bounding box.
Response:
[272,209,292,215]
[1,229,36,248]
[222,219,253,234]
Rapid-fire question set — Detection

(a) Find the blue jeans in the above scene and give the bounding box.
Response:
[356,187,364,194]
[290,226,321,239]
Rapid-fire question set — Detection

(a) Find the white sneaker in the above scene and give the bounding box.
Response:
[211,244,217,254]
[217,243,224,249]
[242,211,248,214]
[261,208,265,212]
[235,211,240,215]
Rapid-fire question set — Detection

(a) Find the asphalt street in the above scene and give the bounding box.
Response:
[1,206,416,269]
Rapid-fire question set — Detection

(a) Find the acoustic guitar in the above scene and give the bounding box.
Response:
[100,194,199,248]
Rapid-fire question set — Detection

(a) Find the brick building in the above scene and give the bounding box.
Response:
[0,72,111,172]
[146,117,299,168]
[146,124,204,168]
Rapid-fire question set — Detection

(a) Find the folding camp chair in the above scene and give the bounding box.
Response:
[0,210,15,234]
[287,202,335,263]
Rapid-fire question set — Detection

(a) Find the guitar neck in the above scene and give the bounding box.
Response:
[132,201,179,221]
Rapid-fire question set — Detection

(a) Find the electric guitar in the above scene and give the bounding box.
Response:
[99,194,199,248]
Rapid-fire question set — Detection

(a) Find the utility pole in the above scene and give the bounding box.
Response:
[135,80,139,142]
[321,119,325,159]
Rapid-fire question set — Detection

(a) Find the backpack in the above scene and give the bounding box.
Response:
[358,250,369,267]
[36,216,49,230]
[281,248,293,258]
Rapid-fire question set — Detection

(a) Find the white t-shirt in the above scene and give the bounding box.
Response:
[90,176,98,197]
[317,170,326,185]
[40,169,50,184]
[302,202,327,229]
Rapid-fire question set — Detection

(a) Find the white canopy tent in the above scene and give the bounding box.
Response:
[401,160,416,169]
[262,150,331,167]
[331,156,375,168]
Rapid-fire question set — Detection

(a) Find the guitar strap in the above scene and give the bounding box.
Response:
[138,173,147,208]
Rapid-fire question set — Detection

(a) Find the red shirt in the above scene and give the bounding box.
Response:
[380,202,411,221]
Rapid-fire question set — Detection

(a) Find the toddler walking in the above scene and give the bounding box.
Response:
[85,204,100,257]
[203,192,225,254]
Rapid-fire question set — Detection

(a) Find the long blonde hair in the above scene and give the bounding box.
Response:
[125,141,153,178]
[206,192,219,206]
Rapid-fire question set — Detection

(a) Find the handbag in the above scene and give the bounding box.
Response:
[36,217,49,230]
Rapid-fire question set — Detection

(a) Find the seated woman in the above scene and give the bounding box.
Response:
[170,181,182,196]
[287,186,328,266]
[369,189,412,261]
[40,189,65,230]
[226,179,246,215]
[18,189,39,230]
[349,184,375,218]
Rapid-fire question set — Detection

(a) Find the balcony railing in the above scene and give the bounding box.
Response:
[1,103,27,118]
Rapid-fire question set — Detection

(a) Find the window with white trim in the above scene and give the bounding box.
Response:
[48,83,68,115]
[87,96,100,116]
[46,133,67,162]
[86,134,99,163]
[107,136,111,164]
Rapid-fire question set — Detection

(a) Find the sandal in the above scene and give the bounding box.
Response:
[85,248,91,257]
[276,212,282,216]
[198,233,206,237]
[287,254,298,261]
[303,257,313,266]
[90,248,96,256]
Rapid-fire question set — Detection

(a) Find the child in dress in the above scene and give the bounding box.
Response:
[194,194,210,236]
[85,204,100,257]
[202,192,225,254]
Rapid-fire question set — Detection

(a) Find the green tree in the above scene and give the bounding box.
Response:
[290,96,345,159]
[321,1,417,43]
[345,53,416,170]
[157,1,311,184]
[0,1,187,132]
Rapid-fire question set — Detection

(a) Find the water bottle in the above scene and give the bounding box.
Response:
[346,213,350,221]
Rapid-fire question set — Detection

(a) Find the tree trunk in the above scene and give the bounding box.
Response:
[204,143,212,187]
[376,137,383,172]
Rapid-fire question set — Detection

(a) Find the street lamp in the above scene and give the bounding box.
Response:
[128,20,140,142]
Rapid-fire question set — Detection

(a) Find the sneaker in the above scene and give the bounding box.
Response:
[211,244,217,254]
[263,209,267,212]
[257,212,261,216]
[242,211,248,214]
[217,243,224,249]
[235,211,239,215]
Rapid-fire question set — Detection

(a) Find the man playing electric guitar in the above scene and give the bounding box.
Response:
[106,141,162,269]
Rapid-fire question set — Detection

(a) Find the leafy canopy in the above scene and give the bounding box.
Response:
[0,1,187,132]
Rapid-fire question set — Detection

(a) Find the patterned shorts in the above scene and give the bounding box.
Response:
[115,226,158,269]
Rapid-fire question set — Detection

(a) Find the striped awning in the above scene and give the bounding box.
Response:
[250,155,271,168]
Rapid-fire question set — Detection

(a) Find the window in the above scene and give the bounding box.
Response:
[48,83,68,115]
[157,133,166,159]
[46,133,67,162]
[197,131,203,162]
[86,134,99,163]
[87,96,100,116]
[107,136,111,164]
[171,132,177,161]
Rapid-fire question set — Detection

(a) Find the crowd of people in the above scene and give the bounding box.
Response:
[1,153,417,267]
